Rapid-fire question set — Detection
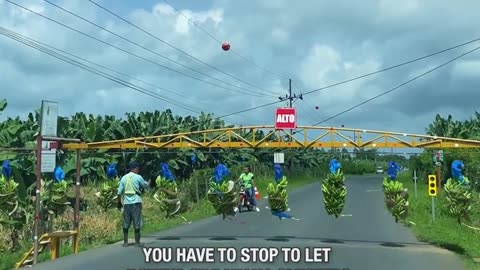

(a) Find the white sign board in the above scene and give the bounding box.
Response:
[41,141,56,172]
[40,100,58,137]
[274,152,284,164]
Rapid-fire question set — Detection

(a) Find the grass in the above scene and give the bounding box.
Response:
[397,172,480,270]
[0,173,317,270]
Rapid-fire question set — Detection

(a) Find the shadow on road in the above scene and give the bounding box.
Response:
[152,235,434,248]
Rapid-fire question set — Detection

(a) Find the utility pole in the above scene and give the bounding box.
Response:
[278,79,303,140]
[278,79,302,172]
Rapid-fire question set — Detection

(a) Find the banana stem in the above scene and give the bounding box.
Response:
[8,200,18,216]
[159,187,177,197]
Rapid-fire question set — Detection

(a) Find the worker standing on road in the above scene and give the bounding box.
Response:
[237,166,260,212]
[117,162,150,247]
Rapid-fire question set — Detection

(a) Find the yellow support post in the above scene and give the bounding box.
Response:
[15,230,79,268]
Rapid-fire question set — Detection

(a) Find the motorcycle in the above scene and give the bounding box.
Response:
[238,184,253,212]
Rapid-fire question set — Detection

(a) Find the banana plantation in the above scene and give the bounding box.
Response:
[0,98,397,195]
[411,112,480,190]
[3,97,479,268]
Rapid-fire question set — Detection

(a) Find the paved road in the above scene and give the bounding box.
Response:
[29,175,464,270]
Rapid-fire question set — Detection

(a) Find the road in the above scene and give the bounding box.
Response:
[29,175,464,270]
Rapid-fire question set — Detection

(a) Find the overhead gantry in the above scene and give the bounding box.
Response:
[60,126,480,150]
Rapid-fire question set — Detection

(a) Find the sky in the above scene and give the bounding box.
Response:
[0,0,479,153]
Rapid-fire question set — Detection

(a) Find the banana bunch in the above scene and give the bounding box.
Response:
[207,180,237,219]
[42,180,71,216]
[95,180,119,211]
[444,178,472,223]
[0,175,19,216]
[154,176,181,218]
[267,176,288,212]
[322,170,347,218]
[383,178,409,222]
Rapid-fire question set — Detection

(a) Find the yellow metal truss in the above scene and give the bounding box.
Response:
[61,125,480,150]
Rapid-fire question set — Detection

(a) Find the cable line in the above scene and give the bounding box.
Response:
[85,0,283,96]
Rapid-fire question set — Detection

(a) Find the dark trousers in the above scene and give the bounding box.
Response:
[247,187,257,206]
[123,203,143,230]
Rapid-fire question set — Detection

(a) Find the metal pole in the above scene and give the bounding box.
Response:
[33,135,42,264]
[74,150,81,230]
[413,170,418,199]
[288,78,293,140]
[288,79,292,107]
[436,165,442,193]
[431,197,436,222]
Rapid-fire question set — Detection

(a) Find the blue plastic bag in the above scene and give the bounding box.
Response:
[161,162,175,181]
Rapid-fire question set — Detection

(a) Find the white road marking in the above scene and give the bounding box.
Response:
[366,189,382,192]
[341,214,353,217]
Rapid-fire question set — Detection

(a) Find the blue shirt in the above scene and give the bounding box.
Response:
[117,172,148,204]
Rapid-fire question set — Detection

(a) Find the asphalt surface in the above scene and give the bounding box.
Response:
[29,175,465,270]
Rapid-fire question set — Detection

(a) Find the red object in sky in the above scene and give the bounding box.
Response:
[222,42,230,51]
[275,107,296,129]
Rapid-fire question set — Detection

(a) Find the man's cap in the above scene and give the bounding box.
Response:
[128,162,140,170]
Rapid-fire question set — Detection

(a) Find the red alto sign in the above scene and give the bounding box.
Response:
[275,107,297,129]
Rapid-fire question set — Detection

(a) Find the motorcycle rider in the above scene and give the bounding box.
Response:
[237,166,260,212]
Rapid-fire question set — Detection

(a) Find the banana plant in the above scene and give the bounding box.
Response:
[40,166,70,232]
[0,160,27,251]
[444,178,472,224]
[153,162,181,218]
[0,160,19,215]
[95,163,119,211]
[382,178,409,223]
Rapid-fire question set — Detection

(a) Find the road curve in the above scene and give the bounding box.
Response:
[29,175,464,270]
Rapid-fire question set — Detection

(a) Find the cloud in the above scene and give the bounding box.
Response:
[0,0,479,143]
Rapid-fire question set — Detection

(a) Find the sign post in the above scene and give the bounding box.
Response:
[432,150,443,192]
[274,153,285,164]
[34,100,58,264]
[413,170,418,199]
[275,107,297,130]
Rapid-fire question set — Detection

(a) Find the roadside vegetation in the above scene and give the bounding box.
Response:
[2,98,479,269]
[403,112,480,270]
[0,98,391,270]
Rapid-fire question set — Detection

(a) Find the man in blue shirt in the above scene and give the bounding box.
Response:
[117,162,150,247]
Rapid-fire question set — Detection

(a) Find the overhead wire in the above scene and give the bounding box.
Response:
[160,0,326,126]
[0,27,195,113]
[42,0,279,98]
[4,0,272,99]
[311,45,480,126]
[210,35,480,120]
[0,26,251,126]
[289,44,480,145]
[299,96,323,122]
[18,31,204,109]
[161,0,480,133]
[293,45,479,146]
[162,0,288,81]
[11,26,252,124]
[85,0,283,96]
[7,1,480,131]
[301,37,480,97]
[296,104,317,125]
